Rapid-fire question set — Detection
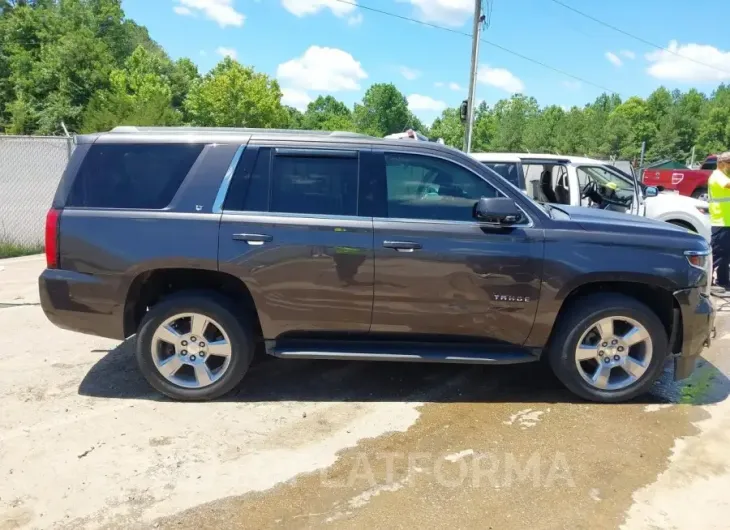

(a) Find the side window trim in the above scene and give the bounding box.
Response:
[213,144,246,213]
[274,148,357,159]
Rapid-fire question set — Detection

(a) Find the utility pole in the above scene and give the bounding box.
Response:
[639,140,646,170]
[463,0,484,153]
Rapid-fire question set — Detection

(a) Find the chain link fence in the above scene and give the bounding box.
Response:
[0,135,73,248]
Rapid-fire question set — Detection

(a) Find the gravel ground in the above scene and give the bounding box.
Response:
[2,255,730,529]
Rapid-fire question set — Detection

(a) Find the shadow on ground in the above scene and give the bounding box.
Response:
[78,338,730,406]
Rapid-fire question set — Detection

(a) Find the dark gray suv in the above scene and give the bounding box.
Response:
[40,127,714,403]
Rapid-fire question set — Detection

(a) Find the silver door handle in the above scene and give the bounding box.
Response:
[383,241,422,252]
[232,233,273,246]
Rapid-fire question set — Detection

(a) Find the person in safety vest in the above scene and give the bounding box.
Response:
[708,151,730,290]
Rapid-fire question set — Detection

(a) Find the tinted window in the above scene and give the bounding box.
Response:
[385,153,500,221]
[482,162,520,188]
[224,148,271,211]
[67,144,203,209]
[270,154,358,216]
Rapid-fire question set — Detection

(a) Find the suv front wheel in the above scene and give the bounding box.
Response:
[549,294,668,403]
[136,293,254,401]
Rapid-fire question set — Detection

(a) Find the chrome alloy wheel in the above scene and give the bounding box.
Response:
[574,316,653,391]
[151,313,232,388]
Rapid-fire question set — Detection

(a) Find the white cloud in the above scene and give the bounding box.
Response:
[407,94,447,111]
[281,0,356,17]
[348,12,363,25]
[605,51,623,67]
[400,66,421,80]
[448,82,462,91]
[477,65,525,93]
[562,80,582,91]
[173,0,244,27]
[646,41,730,82]
[277,46,367,92]
[434,81,445,88]
[281,88,313,111]
[216,47,238,60]
[403,0,472,27]
[620,49,636,60]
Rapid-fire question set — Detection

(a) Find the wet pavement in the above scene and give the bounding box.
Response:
[154,304,730,530]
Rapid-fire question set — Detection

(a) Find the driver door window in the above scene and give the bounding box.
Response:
[384,153,500,222]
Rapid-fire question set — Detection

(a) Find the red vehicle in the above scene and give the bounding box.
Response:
[642,155,717,202]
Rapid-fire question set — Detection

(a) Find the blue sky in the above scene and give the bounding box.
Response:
[121,0,730,124]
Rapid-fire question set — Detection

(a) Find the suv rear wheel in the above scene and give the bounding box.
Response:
[136,293,254,401]
[548,294,668,403]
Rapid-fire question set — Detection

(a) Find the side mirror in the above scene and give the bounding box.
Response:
[473,197,524,226]
[645,186,658,197]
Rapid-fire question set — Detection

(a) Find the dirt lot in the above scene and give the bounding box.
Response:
[2,255,730,529]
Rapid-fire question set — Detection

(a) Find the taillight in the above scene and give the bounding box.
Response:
[45,208,60,269]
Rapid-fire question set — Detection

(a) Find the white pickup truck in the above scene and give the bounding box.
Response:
[470,152,711,242]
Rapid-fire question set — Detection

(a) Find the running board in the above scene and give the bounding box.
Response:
[265,340,539,365]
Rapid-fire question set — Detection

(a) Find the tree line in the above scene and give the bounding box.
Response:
[2,0,729,164]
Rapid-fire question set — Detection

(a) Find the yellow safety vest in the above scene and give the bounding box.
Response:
[708,169,730,227]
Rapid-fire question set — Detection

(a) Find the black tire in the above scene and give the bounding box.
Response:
[548,293,668,403]
[692,188,708,201]
[136,293,254,401]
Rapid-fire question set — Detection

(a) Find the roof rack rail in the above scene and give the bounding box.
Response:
[108,126,373,138]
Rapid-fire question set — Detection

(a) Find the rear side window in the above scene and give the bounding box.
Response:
[482,162,520,188]
[270,154,358,216]
[66,144,204,209]
[224,148,271,212]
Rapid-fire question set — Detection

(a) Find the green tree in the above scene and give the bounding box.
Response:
[184,57,288,128]
[430,107,464,148]
[81,45,181,132]
[490,94,539,152]
[169,58,199,111]
[302,95,354,131]
[284,106,305,129]
[353,83,410,137]
[697,85,730,157]
[524,105,565,154]
[472,102,497,151]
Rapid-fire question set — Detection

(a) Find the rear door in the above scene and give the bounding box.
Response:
[218,145,374,339]
[369,150,544,345]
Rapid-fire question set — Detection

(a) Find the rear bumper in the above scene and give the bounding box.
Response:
[39,268,126,340]
[673,286,715,380]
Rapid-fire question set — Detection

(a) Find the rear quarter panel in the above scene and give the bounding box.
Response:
[52,144,241,338]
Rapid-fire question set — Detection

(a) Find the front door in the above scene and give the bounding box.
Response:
[218,146,374,339]
[370,151,544,346]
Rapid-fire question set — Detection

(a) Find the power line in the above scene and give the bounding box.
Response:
[548,0,730,76]
[332,0,621,95]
